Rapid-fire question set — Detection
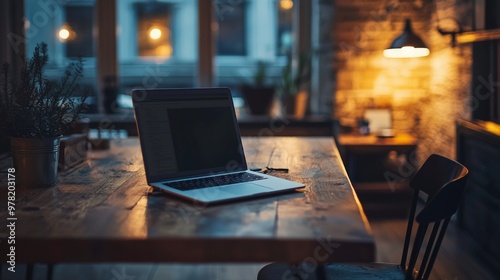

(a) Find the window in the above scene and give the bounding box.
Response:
[135,2,173,57]
[472,0,500,123]
[117,0,198,92]
[472,41,500,123]
[25,0,98,111]
[64,5,94,58]
[277,0,293,55]
[23,0,311,114]
[215,0,246,56]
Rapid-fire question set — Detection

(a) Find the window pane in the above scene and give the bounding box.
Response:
[65,5,95,58]
[117,0,198,100]
[277,0,293,55]
[25,0,98,111]
[214,1,286,105]
[135,2,173,57]
[215,0,246,56]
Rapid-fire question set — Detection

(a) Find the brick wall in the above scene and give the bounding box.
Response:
[333,0,473,163]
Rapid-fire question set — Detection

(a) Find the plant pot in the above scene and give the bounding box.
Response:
[10,137,61,188]
[283,91,308,118]
[294,91,308,119]
[241,85,276,115]
[283,94,296,116]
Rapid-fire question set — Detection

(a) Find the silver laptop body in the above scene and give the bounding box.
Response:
[132,88,304,204]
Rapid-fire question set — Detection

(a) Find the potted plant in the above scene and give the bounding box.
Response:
[0,42,87,188]
[240,61,276,115]
[279,52,311,118]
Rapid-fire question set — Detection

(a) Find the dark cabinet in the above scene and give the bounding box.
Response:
[337,133,418,218]
[457,119,500,275]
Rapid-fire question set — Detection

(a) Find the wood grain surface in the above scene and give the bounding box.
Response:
[0,137,374,264]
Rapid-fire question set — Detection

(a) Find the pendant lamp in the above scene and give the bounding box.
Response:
[384,19,430,58]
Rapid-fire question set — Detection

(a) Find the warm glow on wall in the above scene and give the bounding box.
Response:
[280,0,293,10]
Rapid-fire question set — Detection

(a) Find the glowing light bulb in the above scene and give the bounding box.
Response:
[58,28,70,40]
[149,28,162,40]
[383,46,430,58]
[280,0,293,10]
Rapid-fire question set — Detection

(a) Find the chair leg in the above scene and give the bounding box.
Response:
[47,264,54,280]
[406,223,428,279]
[316,265,326,280]
[417,221,441,280]
[401,189,419,268]
[26,264,34,280]
[422,219,450,280]
[24,264,53,280]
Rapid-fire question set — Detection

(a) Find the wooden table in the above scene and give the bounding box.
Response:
[0,137,374,264]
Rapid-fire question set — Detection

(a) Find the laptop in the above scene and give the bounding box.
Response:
[132,88,305,204]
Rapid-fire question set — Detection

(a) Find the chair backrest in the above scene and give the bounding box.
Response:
[400,154,469,280]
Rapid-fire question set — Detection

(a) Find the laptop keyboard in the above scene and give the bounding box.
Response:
[165,172,266,191]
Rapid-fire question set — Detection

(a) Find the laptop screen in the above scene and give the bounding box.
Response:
[133,89,247,183]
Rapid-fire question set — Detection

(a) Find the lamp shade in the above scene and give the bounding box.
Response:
[384,19,430,58]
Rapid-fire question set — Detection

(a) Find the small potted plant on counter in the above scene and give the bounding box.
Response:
[240,61,276,115]
[280,52,311,118]
[0,42,87,188]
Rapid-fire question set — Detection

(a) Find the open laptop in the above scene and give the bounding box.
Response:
[132,88,305,204]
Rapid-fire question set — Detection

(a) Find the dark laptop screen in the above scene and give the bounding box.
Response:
[134,90,246,182]
[168,106,242,172]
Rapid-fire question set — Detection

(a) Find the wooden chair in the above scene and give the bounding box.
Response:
[257,154,469,280]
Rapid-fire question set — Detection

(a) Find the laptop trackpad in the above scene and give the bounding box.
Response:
[221,183,273,195]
